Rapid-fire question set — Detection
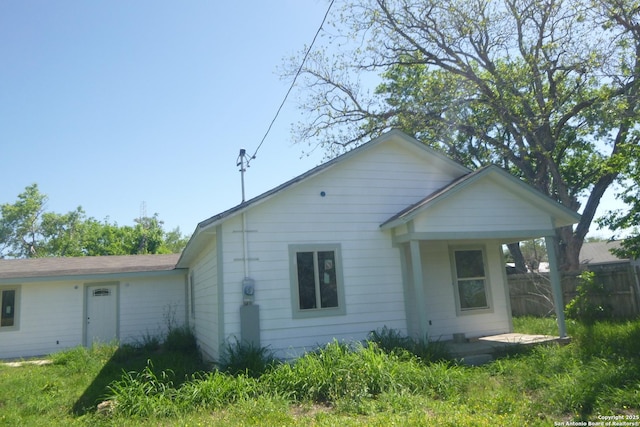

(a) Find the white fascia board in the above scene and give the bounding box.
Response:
[382,165,581,231]
[0,268,188,286]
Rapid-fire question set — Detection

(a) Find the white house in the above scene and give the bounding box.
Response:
[0,130,580,361]
[0,254,185,360]
[177,130,580,361]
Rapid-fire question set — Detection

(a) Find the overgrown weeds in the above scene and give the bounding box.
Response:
[2,318,639,426]
[368,326,452,363]
[218,339,279,378]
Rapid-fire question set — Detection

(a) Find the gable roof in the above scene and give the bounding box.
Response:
[178,130,470,266]
[0,253,181,281]
[580,241,627,265]
[380,164,581,231]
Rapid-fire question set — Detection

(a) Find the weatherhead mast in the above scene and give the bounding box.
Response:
[236,148,254,203]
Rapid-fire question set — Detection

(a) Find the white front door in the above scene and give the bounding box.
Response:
[85,284,118,345]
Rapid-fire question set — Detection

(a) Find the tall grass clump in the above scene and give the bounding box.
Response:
[164,324,198,353]
[105,360,180,418]
[262,340,463,405]
[571,319,640,360]
[368,326,452,363]
[177,371,261,409]
[218,339,279,378]
[263,341,394,403]
[512,315,561,336]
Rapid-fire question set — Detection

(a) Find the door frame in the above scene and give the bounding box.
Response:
[83,282,120,346]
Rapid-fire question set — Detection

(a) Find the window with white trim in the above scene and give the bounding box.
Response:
[1,287,19,330]
[451,248,492,314]
[290,244,345,318]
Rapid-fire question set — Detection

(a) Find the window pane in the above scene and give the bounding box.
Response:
[1,290,15,327]
[317,251,338,308]
[296,252,317,309]
[458,279,488,309]
[455,250,485,278]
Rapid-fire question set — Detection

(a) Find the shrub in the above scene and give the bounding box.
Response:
[565,271,612,325]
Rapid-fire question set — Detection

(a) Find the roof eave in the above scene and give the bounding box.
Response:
[380,164,581,231]
[0,267,187,285]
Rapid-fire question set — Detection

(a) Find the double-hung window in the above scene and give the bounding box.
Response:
[451,248,492,314]
[290,244,345,318]
[1,287,19,330]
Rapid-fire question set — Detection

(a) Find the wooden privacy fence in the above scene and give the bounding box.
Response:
[508,263,640,319]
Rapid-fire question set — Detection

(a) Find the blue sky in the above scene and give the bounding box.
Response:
[1,1,332,235]
[0,0,624,239]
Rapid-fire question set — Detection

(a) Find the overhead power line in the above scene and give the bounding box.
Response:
[247,0,335,164]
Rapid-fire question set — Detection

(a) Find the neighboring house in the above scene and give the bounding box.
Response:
[580,240,634,268]
[0,130,580,361]
[0,254,185,359]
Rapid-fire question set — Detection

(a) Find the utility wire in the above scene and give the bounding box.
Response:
[247,0,335,164]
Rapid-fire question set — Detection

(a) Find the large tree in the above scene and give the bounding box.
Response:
[0,184,189,258]
[288,0,640,270]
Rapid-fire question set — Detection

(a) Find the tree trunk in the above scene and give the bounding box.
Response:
[556,226,584,272]
[507,242,527,273]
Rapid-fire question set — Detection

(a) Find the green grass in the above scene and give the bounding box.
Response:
[1,318,639,426]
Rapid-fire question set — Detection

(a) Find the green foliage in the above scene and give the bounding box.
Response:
[599,144,640,258]
[262,340,463,405]
[218,339,279,378]
[3,318,640,425]
[0,184,189,258]
[163,325,198,353]
[367,326,452,363]
[106,361,180,418]
[0,183,48,257]
[565,271,613,325]
[288,0,640,270]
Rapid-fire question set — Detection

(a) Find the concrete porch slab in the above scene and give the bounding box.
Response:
[447,333,570,362]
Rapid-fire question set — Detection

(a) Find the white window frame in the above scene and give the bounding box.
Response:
[0,286,20,331]
[289,243,346,319]
[450,246,493,315]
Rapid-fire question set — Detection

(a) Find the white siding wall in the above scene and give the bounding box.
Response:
[0,273,186,360]
[219,141,465,358]
[0,281,83,359]
[190,238,220,361]
[413,177,553,233]
[420,240,512,340]
[119,275,187,344]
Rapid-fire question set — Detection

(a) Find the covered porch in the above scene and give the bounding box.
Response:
[380,165,582,343]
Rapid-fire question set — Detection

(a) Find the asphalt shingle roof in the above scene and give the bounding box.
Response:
[0,254,181,280]
[580,241,625,265]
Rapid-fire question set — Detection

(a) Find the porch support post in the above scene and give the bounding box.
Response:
[409,240,429,341]
[545,236,567,338]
